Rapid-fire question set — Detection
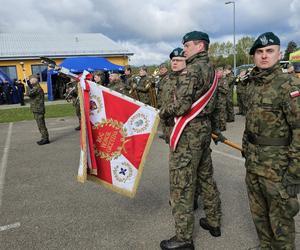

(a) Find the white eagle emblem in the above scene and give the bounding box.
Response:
[260,36,268,45]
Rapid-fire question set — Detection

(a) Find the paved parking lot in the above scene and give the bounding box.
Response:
[0,115,299,249]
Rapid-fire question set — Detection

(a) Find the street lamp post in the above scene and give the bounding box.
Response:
[225,1,236,76]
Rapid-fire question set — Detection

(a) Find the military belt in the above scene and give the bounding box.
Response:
[246,132,290,146]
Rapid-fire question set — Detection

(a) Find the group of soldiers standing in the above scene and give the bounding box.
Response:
[25,30,300,249]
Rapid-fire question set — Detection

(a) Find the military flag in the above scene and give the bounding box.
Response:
[77,71,160,198]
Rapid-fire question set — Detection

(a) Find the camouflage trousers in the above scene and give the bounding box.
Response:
[169,121,222,241]
[219,94,227,131]
[33,112,49,140]
[226,88,235,121]
[237,91,246,115]
[74,100,81,121]
[246,172,299,250]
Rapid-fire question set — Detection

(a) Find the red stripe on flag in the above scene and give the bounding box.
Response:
[122,133,150,169]
[96,159,112,184]
[83,81,98,172]
[170,72,218,151]
[102,91,140,124]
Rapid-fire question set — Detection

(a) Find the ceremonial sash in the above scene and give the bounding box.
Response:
[169,72,218,151]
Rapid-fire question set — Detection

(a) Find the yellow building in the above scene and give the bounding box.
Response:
[0,33,133,95]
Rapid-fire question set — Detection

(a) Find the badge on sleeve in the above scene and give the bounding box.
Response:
[290,90,300,98]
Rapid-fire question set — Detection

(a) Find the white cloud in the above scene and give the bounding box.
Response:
[0,0,299,64]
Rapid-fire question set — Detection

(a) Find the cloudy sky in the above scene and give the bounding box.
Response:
[0,0,299,65]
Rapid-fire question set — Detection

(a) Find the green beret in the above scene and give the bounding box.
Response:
[182,31,210,44]
[249,32,280,55]
[169,47,184,59]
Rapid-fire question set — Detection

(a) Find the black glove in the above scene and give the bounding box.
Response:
[164,117,175,127]
[159,108,170,120]
[282,172,300,197]
[212,130,227,145]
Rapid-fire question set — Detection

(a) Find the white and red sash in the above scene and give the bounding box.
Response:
[169,72,218,151]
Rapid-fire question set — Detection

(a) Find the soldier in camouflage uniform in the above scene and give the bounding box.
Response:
[28,74,49,145]
[236,70,247,115]
[243,32,300,249]
[66,81,81,130]
[224,65,235,122]
[136,66,153,105]
[108,71,128,95]
[157,63,170,140]
[216,67,228,131]
[160,32,225,250]
[123,66,135,88]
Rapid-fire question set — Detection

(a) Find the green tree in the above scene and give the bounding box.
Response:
[283,41,298,61]
[236,36,255,65]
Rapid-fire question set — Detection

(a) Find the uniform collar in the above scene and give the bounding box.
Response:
[250,63,281,85]
[186,51,209,64]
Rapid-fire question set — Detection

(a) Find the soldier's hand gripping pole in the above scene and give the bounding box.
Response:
[211,133,242,152]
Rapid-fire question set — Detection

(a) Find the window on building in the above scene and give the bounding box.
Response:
[0,66,17,81]
[31,64,48,82]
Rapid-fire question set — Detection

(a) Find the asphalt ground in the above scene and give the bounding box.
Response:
[0,114,299,250]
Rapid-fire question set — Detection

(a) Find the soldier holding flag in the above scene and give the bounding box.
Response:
[159,31,225,250]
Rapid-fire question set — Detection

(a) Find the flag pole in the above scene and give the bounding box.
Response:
[211,133,242,151]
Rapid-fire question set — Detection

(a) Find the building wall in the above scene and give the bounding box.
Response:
[0,56,129,94]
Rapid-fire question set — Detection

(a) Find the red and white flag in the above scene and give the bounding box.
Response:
[77,72,160,198]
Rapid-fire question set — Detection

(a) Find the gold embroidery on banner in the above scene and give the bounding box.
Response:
[129,113,150,134]
[93,119,129,160]
[112,162,133,183]
[90,94,102,115]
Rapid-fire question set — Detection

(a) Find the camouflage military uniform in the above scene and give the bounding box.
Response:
[109,79,128,95]
[217,76,229,131]
[226,73,235,122]
[159,73,176,143]
[242,64,300,249]
[136,76,153,105]
[236,77,246,115]
[160,51,222,241]
[68,81,81,123]
[28,83,49,140]
[157,73,173,142]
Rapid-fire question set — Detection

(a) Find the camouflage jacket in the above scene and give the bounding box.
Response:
[242,64,300,182]
[109,79,128,95]
[28,83,45,113]
[123,75,135,89]
[217,76,229,95]
[136,75,153,105]
[160,51,220,131]
[157,73,170,108]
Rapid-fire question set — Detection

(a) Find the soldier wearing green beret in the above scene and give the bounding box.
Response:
[160,31,225,250]
[28,74,50,145]
[243,32,300,249]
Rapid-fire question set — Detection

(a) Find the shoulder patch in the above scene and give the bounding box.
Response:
[290,90,300,98]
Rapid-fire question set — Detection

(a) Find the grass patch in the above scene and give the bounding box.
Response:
[0,104,76,123]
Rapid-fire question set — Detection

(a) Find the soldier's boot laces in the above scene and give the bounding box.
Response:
[160,236,194,250]
[37,139,50,145]
[199,218,221,237]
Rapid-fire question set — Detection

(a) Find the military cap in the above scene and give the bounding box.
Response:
[139,65,148,72]
[249,32,280,55]
[182,31,210,44]
[159,63,167,69]
[169,47,184,59]
[29,74,39,80]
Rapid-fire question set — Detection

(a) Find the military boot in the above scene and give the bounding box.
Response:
[75,125,81,131]
[199,218,221,237]
[160,236,194,250]
[37,138,50,145]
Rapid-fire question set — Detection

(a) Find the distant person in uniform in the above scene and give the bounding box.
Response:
[28,74,50,145]
[16,79,25,106]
